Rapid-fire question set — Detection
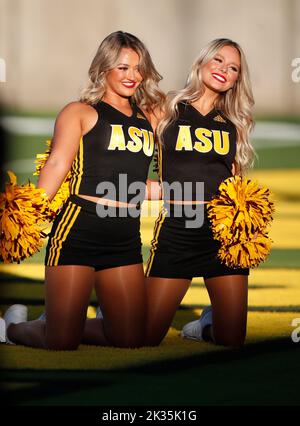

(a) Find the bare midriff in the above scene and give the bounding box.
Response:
[78,194,137,207]
[166,200,208,205]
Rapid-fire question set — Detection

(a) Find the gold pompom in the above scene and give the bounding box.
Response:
[207,176,275,268]
[33,139,52,176]
[34,139,71,210]
[0,171,56,263]
[218,233,273,269]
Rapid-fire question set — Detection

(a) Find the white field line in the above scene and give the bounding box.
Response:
[1,116,300,173]
[1,115,299,142]
[1,116,55,135]
[252,122,300,147]
[3,158,36,174]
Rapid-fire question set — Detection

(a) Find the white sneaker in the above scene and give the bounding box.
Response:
[96,306,103,319]
[38,311,46,321]
[181,306,213,341]
[0,318,6,343]
[3,304,28,344]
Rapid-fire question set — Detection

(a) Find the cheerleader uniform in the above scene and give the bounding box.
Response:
[146,102,249,279]
[45,101,154,270]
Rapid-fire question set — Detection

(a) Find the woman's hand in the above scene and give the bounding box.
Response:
[231,160,241,176]
[145,179,162,200]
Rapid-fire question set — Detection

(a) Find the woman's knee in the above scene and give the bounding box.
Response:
[104,319,145,348]
[114,337,144,348]
[213,325,247,347]
[214,334,246,347]
[107,331,144,348]
[45,325,82,350]
[45,335,80,351]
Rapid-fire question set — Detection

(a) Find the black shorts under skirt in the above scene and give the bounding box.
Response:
[45,195,143,271]
[145,203,249,280]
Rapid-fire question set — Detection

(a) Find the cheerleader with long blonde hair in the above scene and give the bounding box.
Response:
[145,38,260,347]
[1,31,165,350]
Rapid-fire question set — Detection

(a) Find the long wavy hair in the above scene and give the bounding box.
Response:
[157,38,255,173]
[79,31,165,112]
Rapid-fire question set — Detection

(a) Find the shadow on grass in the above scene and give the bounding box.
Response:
[273,192,300,203]
[0,272,44,284]
[191,283,287,289]
[1,337,300,406]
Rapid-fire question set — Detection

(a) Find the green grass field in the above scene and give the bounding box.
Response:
[1,121,300,406]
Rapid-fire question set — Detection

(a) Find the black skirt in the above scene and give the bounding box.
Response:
[146,203,249,280]
[45,195,142,271]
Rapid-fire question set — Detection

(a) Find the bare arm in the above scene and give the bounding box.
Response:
[37,102,94,201]
[231,160,241,176]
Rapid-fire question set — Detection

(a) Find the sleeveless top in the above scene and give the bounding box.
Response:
[158,102,237,201]
[69,101,154,203]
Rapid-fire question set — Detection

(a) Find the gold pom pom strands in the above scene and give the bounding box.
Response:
[33,139,52,176]
[0,171,56,263]
[207,176,275,268]
[218,233,272,269]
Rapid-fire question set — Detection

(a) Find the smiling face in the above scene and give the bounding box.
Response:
[200,45,241,94]
[104,48,143,99]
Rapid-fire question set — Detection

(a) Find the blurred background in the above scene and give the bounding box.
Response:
[0,0,300,406]
[1,0,300,113]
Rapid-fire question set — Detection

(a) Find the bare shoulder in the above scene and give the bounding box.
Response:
[54,101,98,134]
[56,101,95,121]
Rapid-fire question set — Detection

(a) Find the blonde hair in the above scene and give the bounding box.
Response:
[80,31,165,112]
[157,38,255,173]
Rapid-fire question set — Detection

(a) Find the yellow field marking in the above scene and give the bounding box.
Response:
[275,201,300,216]
[249,169,300,198]
[248,169,300,248]
[270,217,300,248]
[182,268,300,309]
[0,263,45,280]
[87,306,97,318]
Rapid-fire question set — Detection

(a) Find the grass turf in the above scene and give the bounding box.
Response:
[3,338,300,406]
[0,311,298,372]
[1,131,300,405]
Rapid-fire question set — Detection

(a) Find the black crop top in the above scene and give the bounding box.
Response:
[158,102,237,201]
[70,101,154,203]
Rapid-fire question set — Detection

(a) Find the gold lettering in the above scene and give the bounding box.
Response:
[108,125,126,150]
[175,126,193,151]
[213,130,230,155]
[194,128,213,152]
[142,130,154,156]
[127,126,143,152]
